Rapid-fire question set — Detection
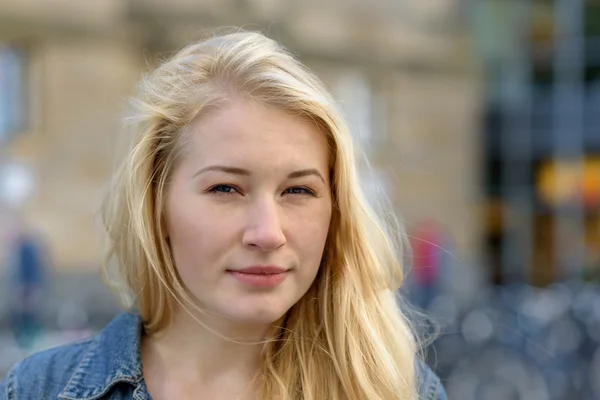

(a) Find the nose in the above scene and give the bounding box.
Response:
[242,197,286,251]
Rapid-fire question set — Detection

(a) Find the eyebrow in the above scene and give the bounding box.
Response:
[287,168,325,183]
[194,165,251,177]
[194,165,325,183]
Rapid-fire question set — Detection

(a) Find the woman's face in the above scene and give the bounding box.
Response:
[164,98,332,326]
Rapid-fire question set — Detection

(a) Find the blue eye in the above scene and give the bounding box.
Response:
[285,186,314,196]
[209,184,239,195]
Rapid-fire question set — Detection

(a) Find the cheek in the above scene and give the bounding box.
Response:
[166,207,222,277]
[167,206,205,247]
[293,205,332,259]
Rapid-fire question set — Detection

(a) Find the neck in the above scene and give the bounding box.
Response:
[141,307,270,387]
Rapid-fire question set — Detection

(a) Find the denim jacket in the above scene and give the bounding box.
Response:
[0,312,447,399]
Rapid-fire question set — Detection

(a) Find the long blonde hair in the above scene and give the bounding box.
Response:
[102,30,418,399]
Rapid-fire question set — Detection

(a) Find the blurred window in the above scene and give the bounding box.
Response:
[0,45,28,143]
[334,69,373,148]
[332,68,391,204]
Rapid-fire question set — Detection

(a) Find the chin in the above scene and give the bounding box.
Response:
[226,304,290,326]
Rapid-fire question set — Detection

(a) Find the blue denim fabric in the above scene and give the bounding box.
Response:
[0,312,446,399]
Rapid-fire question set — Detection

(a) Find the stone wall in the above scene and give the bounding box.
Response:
[0,0,484,274]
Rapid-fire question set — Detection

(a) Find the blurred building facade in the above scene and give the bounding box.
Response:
[473,0,600,286]
[0,0,482,278]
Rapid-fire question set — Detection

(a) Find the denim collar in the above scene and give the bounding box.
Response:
[58,312,147,400]
[54,312,443,399]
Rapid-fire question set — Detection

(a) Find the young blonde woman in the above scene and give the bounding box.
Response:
[0,31,446,400]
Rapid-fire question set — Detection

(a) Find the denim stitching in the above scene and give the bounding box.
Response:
[5,362,18,400]
[58,376,143,400]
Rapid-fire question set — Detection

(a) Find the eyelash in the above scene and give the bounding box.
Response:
[208,184,240,196]
[207,184,315,197]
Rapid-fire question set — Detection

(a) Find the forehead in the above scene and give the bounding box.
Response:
[184,99,330,169]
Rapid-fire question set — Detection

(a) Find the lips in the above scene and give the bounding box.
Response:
[230,266,287,274]
[227,266,289,288]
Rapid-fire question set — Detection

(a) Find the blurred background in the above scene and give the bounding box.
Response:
[0,0,599,398]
